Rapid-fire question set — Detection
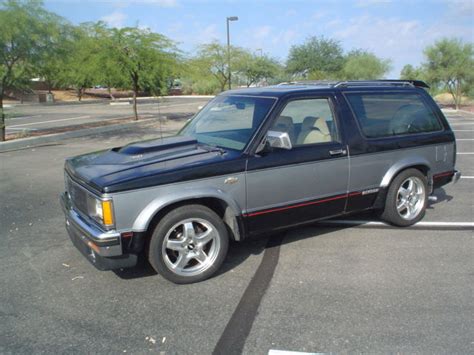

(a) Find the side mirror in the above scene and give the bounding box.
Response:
[266,130,292,150]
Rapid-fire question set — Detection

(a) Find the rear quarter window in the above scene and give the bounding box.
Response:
[345,93,443,138]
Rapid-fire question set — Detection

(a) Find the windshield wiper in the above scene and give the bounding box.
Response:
[198,143,226,155]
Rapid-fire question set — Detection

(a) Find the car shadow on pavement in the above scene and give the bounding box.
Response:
[112,236,270,280]
[216,237,269,277]
[215,222,353,276]
[215,224,358,278]
[276,224,357,248]
[112,223,367,281]
[112,257,158,279]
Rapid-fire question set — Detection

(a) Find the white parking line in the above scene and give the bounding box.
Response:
[449,122,474,125]
[461,176,474,179]
[6,127,38,130]
[320,220,474,228]
[8,115,91,128]
[456,139,474,141]
[457,152,474,155]
[269,350,322,355]
[139,102,201,108]
[10,115,43,120]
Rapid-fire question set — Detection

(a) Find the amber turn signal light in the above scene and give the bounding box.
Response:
[102,200,114,226]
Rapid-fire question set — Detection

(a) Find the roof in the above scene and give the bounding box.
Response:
[222,80,429,98]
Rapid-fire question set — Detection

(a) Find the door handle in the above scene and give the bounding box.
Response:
[329,149,347,156]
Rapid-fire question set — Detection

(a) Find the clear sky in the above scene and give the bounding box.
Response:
[44,0,474,78]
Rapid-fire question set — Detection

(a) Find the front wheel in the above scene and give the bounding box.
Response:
[148,205,229,284]
[381,169,428,227]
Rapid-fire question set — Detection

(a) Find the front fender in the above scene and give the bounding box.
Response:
[131,187,242,233]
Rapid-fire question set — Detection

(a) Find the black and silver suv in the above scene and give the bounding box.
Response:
[60,80,461,283]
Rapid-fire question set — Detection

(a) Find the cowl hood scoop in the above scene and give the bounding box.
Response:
[117,136,198,156]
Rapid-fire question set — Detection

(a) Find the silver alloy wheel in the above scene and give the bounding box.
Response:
[161,218,220,276]
[396,176,426,220]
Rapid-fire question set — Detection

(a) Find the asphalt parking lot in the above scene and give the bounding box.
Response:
[4,97,211,134]
[0,110,473,354]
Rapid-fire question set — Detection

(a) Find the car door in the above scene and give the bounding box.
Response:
[244,95,349,235]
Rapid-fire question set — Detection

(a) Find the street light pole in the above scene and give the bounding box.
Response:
[226,16,238,90]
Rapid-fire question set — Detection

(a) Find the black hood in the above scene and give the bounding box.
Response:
[65,135,245,193]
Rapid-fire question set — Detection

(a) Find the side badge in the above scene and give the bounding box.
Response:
[224,177,239,185]
[362,188,380,195]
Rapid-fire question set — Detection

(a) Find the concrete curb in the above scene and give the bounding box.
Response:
[112,95,215,105]
[6,95,215,108]
[116,95,215,101]
[0,119,179,152]
[7,99,107,108]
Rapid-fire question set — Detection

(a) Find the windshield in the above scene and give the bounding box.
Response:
[179,95,276,151]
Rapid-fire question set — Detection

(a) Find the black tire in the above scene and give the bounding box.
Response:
[148,204,229,284]
[381,168,428,227]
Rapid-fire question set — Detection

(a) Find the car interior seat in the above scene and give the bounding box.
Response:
[273,115,296,143]
[390,104,429,135]
[296,116,332,145]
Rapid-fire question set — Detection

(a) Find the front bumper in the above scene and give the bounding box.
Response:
[60,192,137,270]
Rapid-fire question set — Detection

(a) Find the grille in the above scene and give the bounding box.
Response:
[66,176,89,217]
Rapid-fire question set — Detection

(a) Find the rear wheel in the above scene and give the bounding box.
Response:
[381,169,428,227]
[148,205,229,284]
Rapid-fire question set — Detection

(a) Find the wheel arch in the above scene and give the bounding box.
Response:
[380,157,431,189]
[132,189,244,241]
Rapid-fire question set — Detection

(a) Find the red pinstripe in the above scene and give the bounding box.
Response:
[245,191,363,218]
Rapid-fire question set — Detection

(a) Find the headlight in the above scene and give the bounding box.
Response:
[87,195,114,228]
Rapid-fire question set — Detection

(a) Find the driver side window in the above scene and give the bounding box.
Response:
[271,98,339,146]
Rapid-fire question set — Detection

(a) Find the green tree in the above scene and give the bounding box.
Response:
[106,27,177,120]
[34,14,72,94]
[0,0,57,141]
[93,23,127,100]
[180,57,221,95]
[61,24,102,101]
[286,36,344,79]
[236,53,281,87]
[194,42,247,91]
[400,64,425,81]
[423,38,474,110]
[341,50,391,80]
